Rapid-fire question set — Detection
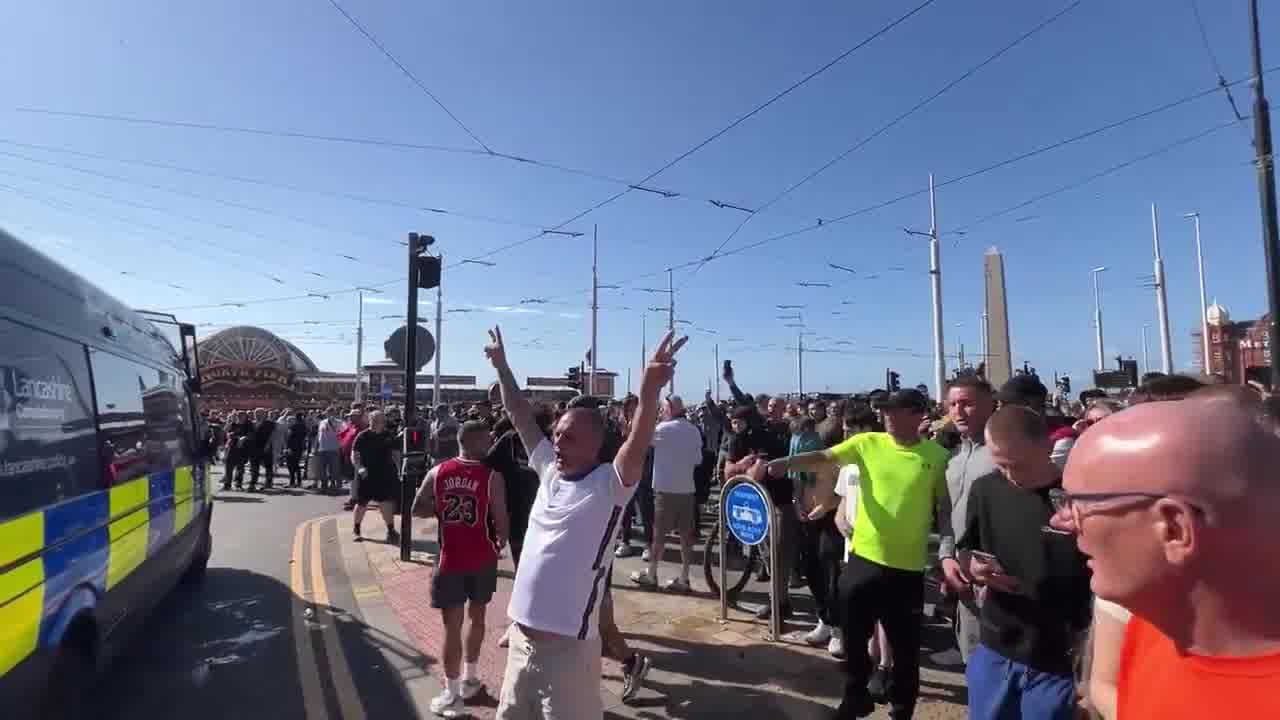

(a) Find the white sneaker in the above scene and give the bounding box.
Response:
[459,677,483,700]
[429,688,460,716]
[641,548,652,562]
[630,568,658,588]
[828,629,845,659]
[497,626,510,648]
[803,621,832,646]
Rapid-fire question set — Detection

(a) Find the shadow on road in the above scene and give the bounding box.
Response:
[211,495,266,503]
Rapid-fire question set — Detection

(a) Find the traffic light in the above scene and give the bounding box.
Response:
[888,370,901,392]
[410,232,441,289]
[566,366,582,390]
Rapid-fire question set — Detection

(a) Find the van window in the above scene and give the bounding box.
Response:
[0,320,99,521]
[90,351,195,487]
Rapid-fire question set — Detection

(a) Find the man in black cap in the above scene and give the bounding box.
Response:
[994,374,1049,410]
[995,374,1078,468]
[767,388,951,720]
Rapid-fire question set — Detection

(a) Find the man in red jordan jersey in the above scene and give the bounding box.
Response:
[417,420,509,716]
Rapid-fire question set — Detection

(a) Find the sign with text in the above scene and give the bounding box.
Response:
[724,480,770,547]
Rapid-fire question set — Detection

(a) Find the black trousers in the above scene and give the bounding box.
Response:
[799,511,844,625]
[838,554,925,719]
[223,456,245,488]
[285,449,303,486]
[249,452,274,488]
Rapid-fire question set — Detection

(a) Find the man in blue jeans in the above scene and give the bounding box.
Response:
[958,406,1092,720]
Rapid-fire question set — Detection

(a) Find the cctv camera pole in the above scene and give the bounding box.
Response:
[1250,0,1280,387]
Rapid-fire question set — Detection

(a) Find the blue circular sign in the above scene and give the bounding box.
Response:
[725,481,770,546]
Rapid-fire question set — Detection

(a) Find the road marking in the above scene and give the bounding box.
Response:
[311,519,368,720]
[290,519,330,720]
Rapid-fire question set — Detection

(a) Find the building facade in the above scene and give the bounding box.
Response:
[1196,304,1272,387]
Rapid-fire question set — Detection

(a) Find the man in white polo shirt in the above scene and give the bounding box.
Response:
[486,326,687,720]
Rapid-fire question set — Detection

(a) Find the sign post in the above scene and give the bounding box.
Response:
[720,475,780,641]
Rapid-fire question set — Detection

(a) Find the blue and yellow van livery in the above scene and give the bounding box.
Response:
[0,229,213,716]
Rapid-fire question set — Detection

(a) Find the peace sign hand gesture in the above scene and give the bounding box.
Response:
[484,327,509,370]
[643,330,689,390]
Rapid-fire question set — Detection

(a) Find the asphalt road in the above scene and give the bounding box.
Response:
[89,474,351,720]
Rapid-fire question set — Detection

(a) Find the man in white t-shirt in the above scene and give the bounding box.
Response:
[630,395,704,592]
[486,326,687,720]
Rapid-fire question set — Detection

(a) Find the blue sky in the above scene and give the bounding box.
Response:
[0,0,1274,396]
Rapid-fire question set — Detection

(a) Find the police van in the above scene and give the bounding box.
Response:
[0,230,213,717]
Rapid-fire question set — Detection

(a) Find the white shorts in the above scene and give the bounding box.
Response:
[495,623,603,720]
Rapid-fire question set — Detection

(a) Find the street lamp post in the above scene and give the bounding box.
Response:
[1184,212,1212,373]
[1091,267,1108,370]
[904,174,946,400]
[1142,323,1151,377]
[1151,204,1174,374]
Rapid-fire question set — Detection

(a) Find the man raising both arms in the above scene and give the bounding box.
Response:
[488,326,687,720]
[417,420,509,716]
[767,389,950,720]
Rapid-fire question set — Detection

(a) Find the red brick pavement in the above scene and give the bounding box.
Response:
[380,562,513,714]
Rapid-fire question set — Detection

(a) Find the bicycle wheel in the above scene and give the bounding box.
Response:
[703,517,755,599]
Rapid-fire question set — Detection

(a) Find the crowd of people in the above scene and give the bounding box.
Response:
[206,342,1280,719]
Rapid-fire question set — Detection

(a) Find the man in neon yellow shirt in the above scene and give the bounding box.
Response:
[767,388,951,720]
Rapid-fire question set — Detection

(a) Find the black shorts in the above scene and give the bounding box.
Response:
[430,563,498,609]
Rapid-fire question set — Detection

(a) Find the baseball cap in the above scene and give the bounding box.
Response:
[874,388,929,413]
[996,375,1049,406]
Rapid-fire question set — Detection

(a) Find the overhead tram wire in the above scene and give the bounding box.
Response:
[324,0,493,153]
[0,147,406,266]
[160,72,1262,319]
[1186,0,1248,128]
[0,165,379,285]
[0,194,216,300]
[681,0,1082,286]
[0,177,333,293]
[951,117,1243,234]
[497,74,1267,308]
[0,138,574,235]
[17,0,941,258]
[430,0,944,265]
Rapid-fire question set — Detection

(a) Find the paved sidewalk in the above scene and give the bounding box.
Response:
[336,513,968,719]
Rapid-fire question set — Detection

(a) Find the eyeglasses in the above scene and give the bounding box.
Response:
[1049,488,1207,523]
[1049,488,1167,515]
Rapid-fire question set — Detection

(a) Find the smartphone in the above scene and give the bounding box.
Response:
[723,359,733,376]
[969,550,1005,571]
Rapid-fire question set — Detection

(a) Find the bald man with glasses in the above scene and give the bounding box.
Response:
[1051,386,1280,719]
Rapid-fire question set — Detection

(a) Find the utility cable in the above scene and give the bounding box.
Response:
[682,1,1081,285]
[323,0,493,153]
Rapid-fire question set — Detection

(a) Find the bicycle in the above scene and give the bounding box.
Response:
[702,504,762,601]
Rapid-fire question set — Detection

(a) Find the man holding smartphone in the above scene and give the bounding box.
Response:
[958,405,1091,720]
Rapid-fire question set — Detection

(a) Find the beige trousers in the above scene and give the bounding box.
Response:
[496,623,603,720]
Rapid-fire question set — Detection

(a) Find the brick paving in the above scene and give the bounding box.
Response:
[340,514,968,719]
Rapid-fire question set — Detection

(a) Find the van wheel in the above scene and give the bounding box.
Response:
[42,641,93,720]
[183,528,212,585]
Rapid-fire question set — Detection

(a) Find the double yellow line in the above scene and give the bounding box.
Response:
[290,518,368,720]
